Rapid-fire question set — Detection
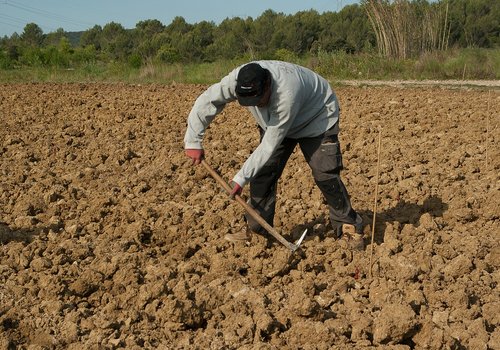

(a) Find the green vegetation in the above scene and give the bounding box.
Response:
[0,0,498,83]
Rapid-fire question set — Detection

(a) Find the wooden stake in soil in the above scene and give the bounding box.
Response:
[485,90,491,171]
[369,129,382,278]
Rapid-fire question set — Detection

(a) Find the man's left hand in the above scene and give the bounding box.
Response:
[230,182,242,199]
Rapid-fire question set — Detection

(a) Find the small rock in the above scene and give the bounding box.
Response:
[467,318,490,349]
[14,216,38,228]
[419,213,437,230]
[485,247,500,268]
[68,269,103,297]
[30,257,52,272]
[432,310,449,328]
[65,223,82,236]
[108,338,122,346]
[441,255,473,279]
[488,328,500,350]
[60,320,79,343]
[43,191,60,204]
[453,208,476,223]
[482,301,500,326]
[373,303,416,344]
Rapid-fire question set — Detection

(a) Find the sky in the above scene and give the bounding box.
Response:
[0,0,359,37]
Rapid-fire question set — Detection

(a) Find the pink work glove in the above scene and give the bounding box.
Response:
[230,181,243,199]
[185,149,204,165]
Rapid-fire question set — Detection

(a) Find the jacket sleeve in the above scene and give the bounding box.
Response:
[232,90,301,187]
[184,72,238,149]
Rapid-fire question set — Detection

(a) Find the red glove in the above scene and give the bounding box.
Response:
[230,182,242,199]
[185,149,204,165]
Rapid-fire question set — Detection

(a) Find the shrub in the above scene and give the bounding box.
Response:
[18,47,43,66]
[72,45,99,64]
[128,53,142,68]
[0,50,13,69]
[156,45,181,63]
[42,46,70,67]
[273,48,298,62]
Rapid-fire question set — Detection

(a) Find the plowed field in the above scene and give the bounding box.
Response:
[0,83,499,349]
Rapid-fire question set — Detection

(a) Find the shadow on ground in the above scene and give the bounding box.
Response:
[295,195,448,244]
[0,222,50,244]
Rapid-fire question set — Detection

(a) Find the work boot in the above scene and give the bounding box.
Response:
[341,223,365,251]
[224,227,252,242]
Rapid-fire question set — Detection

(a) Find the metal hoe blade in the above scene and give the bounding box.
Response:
[291,229,308,252]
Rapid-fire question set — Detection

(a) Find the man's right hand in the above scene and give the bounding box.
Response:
[185,149,205,165]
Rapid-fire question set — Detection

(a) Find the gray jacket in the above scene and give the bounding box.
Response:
[184,60,340,187]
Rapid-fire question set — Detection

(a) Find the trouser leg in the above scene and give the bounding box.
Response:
[299,126,361,236]
[246,136,297,234]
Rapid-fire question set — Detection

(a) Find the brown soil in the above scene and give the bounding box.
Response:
[0,83,499,349]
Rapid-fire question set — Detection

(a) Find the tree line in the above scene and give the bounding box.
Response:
[0,0,498,69]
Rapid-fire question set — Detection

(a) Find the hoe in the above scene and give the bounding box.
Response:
[201,160,307,252]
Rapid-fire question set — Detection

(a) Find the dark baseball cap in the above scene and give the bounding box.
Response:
[236,63,269,106]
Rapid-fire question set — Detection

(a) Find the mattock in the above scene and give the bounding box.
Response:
[201,160,307,253]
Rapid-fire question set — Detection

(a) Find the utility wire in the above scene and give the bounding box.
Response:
[0,13,34,34]
[0,12,57,33]
[0,20,21,30]
[0,13,31,25]
[4,0,94,28]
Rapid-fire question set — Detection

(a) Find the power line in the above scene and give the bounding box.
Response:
[0,20,22,30]
[0,12,58,33]
[0,13,30,34]
[0,13,29,25]
[4,0,94,28]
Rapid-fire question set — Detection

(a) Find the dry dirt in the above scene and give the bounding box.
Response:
[0,82,499,350]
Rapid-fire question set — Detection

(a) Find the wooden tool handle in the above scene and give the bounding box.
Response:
[201,160,293,250]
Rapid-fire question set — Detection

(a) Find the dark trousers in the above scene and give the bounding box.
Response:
[246,125,359,236]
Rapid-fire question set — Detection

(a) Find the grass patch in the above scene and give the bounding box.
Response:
[415,48,500,79]
[0,49,498,84]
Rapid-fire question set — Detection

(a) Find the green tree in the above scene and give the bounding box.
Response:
[206,17,253,59]
[80,25,103,50]
[164,16,192,61]
[134,19,166,60]
[287,10,321,54]
[21,23,44,47]
[317,5,374,54]
[59,37,72,55]
[2,32,21,61]
[166,16,192,35]
[100,22,131,60]
[251,10,281,56]
[136,19,165,37]
[45,28,66,47]
[192,21,216,60]
[452,0,499,47]
[175,21,215,61]
[342,5,375,52]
